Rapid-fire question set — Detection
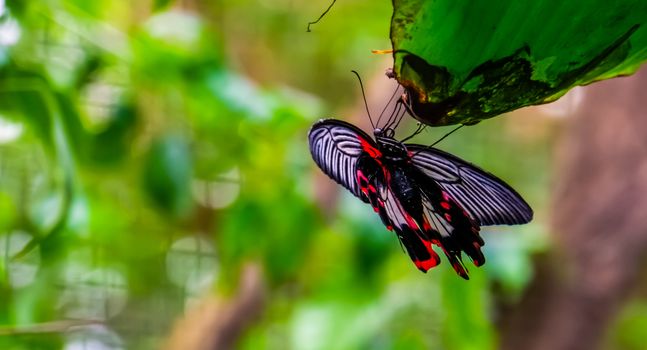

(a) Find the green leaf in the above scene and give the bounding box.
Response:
[142,135,193,218]
[391,0,647,125]
[0,68,54,148]
[85,100,138,166]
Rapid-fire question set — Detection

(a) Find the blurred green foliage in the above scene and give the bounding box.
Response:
[607,302,647,350]
[0,1,604,349]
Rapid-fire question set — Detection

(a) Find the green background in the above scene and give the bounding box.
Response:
[0,1,645,349]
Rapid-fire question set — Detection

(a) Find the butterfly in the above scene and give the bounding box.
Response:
[308,116,533,279]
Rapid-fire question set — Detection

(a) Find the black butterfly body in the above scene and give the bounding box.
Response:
[308,119,533,279]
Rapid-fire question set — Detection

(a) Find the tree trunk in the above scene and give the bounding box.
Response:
[501,66,647,350]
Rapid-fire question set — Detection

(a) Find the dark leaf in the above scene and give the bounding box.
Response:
[142,135,193,218]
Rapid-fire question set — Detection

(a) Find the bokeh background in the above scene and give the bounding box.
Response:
[1,1,646,349]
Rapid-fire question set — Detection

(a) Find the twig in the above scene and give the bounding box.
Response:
[0,320,103,336]
[307,0,337,32]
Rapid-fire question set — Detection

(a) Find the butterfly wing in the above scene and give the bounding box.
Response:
[416,176,485,279]
[308,119,381,202]
[407,145,533,226]
[381,166,483,279]
[379,183,442,273]
[309,122,444,274]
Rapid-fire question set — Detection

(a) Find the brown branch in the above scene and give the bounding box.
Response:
[164,262,266,350]
[0,320,103,336]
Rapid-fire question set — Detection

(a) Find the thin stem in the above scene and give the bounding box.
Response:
[306,0,337,32]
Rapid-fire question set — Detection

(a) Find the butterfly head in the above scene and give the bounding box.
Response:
[373,127,395,139]
[374,127,408,161]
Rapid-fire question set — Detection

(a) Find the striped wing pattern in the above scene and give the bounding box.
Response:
[308,119,376,201]
[408,145,533,226]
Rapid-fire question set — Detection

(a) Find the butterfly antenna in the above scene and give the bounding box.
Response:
[390,101,407,131]
[376,84,402,127]
[382,97,404,131]
[351,70,375,130]
[430,125,464,147]
[400,123,426,143]
[306,0,337,32]
[412,124,465,157]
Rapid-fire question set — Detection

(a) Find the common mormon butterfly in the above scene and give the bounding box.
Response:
[308,84,532,279]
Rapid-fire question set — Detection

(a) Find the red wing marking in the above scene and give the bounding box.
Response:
[422,217,432,231]
[414,236,440,272]
[415,255,440,272]
[360,137,382,159]
[357,171,368,182]
[404,213,420,231]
